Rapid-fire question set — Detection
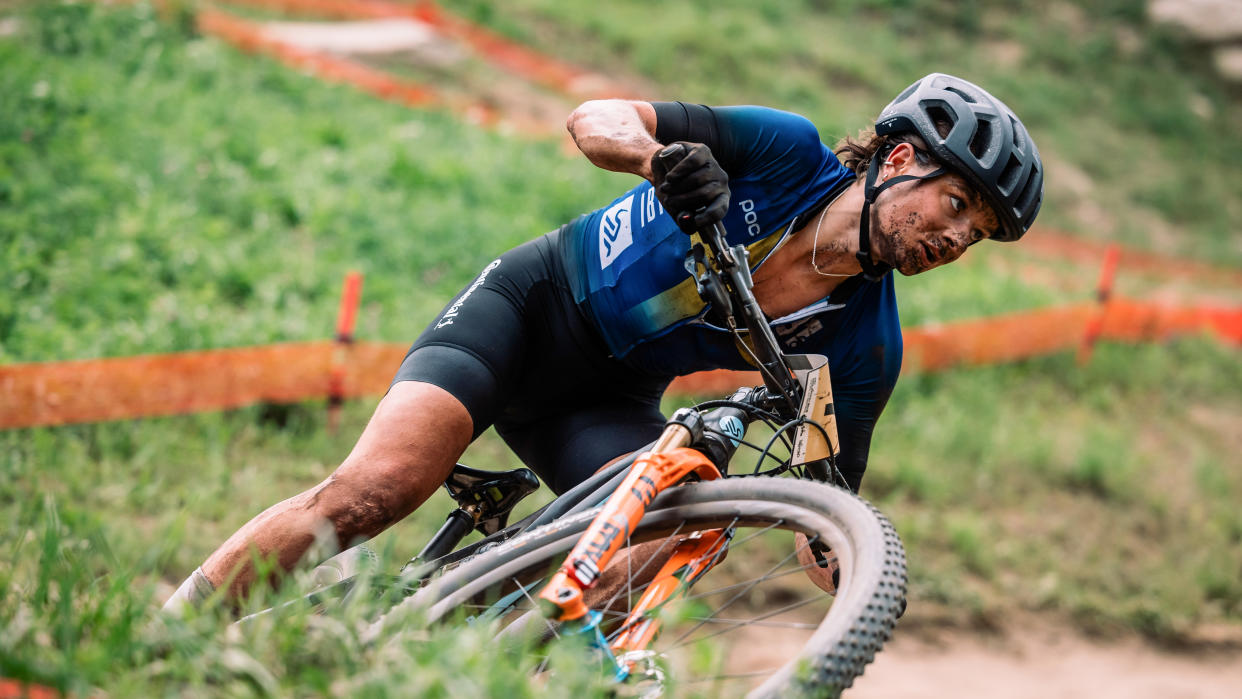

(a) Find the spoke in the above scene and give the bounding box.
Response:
[599,518,783,645]
[681,559,820,602]
[668,592,830,651]
[707,518,784,552]
[667,533,819,647]
[693,519,739,578]
[534,655,551,676]
[603,518,737,645]
[681,669,780,683]
[684,617,820,630]
[600,521,687,614]
[514,578,560,641]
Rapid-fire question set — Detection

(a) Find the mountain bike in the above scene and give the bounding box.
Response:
[240,208,907,697]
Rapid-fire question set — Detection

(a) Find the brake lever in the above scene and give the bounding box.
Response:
[683,244,733,318]
[705,223,800,411]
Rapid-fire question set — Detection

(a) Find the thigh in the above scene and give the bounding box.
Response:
[497,398,668,495]
[392,238,552,438]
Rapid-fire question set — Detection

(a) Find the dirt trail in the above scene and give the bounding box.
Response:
[848,623,1242,698]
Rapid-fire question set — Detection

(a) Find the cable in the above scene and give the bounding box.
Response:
[702,426,790,473]
[752,419,803,475]
[727,322,799,414]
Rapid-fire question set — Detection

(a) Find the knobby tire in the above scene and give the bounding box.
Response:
[379,477,906,698]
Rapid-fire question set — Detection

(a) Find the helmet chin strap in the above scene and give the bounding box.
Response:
[857,153,945,282]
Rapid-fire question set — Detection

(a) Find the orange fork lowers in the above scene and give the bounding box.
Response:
[536,447,723,622]
[609,527,732,653]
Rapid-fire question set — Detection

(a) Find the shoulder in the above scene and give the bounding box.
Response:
[726,106,820,137]
[653,103,827,176]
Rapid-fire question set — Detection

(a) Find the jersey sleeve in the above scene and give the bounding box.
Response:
[830,341,900,493]
[651,102,827,183]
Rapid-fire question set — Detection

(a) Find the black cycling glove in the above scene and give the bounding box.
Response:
[650,141,730,234]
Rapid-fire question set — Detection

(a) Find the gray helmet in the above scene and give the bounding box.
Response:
[875,73,1043,241]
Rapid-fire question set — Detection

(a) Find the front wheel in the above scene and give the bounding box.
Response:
[376,478,907,697]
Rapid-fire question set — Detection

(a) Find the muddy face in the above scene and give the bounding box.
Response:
[870,166,1000,276]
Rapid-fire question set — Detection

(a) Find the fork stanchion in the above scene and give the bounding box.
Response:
[328,271,364,433]
[1078,243,1120,365]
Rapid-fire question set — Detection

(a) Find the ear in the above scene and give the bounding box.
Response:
[883,142,918,179]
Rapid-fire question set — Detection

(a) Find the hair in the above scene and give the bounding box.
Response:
[833,119,953,177]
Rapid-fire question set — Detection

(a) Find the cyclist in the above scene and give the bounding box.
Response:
[165,73,1042,611]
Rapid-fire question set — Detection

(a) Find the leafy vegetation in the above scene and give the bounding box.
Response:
[2,0,1241,695]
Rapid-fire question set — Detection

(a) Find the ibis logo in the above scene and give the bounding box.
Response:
[721,415,745,447]
[599,194,635,269]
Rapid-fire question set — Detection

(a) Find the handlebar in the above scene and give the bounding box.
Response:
[658,134,800,410]
[702,222,801,409]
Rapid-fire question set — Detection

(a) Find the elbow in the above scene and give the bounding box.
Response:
[565,104,584,135]
[566,99,615,136]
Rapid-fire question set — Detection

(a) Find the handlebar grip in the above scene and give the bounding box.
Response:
[657,143,686,168]
[655,144,698,229]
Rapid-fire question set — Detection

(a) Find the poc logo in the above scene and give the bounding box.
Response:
[740,199,761,237]
[599,194,635,269]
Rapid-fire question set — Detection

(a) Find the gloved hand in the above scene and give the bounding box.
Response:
[649,141,730,233]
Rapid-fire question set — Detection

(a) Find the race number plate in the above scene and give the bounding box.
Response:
[787,354,838,465]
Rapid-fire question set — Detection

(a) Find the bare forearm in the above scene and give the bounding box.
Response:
[566,99,662,182]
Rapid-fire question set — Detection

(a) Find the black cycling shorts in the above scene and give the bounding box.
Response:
[392,230,671,494]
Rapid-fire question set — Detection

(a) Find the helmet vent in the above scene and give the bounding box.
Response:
[945,86,977,104]
[969,119,993,159]
[1010,115,1025,149]
[925,104,956,139]
[998,153,1024,194]
[1014,163,1041,214]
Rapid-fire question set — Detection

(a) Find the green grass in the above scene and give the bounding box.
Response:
[864,338,1242,639]
[3,1,1242,694]
[0,1,631,363]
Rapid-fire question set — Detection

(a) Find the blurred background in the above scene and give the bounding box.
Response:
[1,0,1240,696]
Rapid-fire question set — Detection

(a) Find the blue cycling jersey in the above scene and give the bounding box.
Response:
[557,104,904,485]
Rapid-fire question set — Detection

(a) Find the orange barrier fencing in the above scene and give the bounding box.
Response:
[214,0,632,99]
[896,298,1241,372]
[196,7,500,125]
[670,298,1242,395]
[1024,230,1242,289]
[4,298,1240,430]
[0,679,59,699]
[0,341,405,430]
[328,271,363,431]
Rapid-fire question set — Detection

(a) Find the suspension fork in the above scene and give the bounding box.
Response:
[609,527,734,654]
[536,411,724,622]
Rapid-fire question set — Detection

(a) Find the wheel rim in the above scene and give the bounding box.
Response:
[423,506,854,697]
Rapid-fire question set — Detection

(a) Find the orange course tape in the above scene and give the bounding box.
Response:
[4,298,1238,430]
[196,7,500,124]
[215,0,631,99]
[0,679,59,699]
[0,342,406,430]
[1024,229,1242,289]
